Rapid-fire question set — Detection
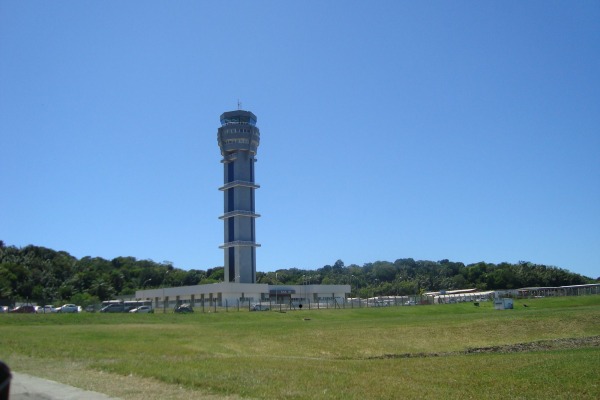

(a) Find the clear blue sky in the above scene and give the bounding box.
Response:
[1,1,598,279]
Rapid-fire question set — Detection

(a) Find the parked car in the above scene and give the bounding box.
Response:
[9,305,36,313]
[251,304,270,311]
[0,306,8,313]
[129,306,154,313]
[174,304,193,313]
[57,304,79,313]
[100,304,125,313]
[37,305,57,314]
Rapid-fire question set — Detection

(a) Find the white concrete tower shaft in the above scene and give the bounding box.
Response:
[217,110,261,283]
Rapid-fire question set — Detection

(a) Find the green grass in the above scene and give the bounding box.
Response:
[1,296,599,399]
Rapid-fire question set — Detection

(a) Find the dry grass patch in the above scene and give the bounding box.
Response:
[6,355,241,400]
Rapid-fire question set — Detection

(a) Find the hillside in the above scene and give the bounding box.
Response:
[0,241,594,306]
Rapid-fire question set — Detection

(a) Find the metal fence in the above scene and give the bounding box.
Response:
[83,284,600,314]
[168,295,432,313]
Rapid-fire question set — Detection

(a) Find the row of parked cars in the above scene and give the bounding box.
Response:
[1,304,156,313]
[0,304,81,313]
[3,303,270,313]
[99,304,153,313]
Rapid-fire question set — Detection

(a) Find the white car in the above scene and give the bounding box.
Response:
[58,304,79,313]
[37,305,57,313]
[129,306,153,313]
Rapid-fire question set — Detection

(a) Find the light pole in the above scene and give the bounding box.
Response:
[162,270,169,313]
[355,276,361,307]
[275,272,278,306]
[302,275,306,304]
[141,279,151,304]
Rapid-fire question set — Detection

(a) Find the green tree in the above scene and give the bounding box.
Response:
[89,278,114,301]
[206,267,224,282]
[70,292,100,309]
[373,261,396,282]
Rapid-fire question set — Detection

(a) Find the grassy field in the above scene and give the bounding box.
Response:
[1,296,599,399]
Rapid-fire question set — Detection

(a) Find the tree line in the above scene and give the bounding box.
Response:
[0,241,595,306]
[259,259,596,299]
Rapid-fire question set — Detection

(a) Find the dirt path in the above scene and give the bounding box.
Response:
[370,335,600,359]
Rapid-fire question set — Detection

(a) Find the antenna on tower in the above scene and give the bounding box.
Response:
[237,100,242,110]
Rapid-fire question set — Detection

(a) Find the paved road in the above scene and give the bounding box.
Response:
[9,372,119,400]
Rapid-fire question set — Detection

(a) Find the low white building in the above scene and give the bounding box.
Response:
[135,283,350,310]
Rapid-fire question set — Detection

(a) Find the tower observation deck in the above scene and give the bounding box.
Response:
[217,110,261,283]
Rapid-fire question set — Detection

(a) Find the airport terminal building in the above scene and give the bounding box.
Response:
[135,283,350,309]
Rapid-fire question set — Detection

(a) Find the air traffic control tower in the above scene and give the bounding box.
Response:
[217,110,261,283]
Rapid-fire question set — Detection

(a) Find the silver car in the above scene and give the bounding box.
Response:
[58,304,79,313]
[129,306,153,313]
[37,305,57,313]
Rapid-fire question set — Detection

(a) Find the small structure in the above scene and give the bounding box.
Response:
[494,298,513,310]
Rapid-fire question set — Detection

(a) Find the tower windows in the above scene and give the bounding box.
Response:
[227,189,234,211]
[228,218,235,241]
[224,138,250,145]
[227,162,234,182]
[228,247,235,282]
[224,128,252,134]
